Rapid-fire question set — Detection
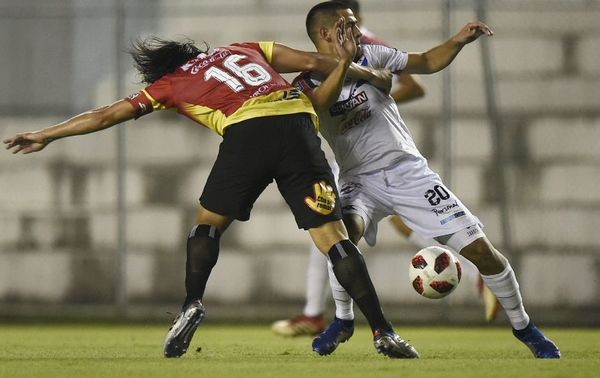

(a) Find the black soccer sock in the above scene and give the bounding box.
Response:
[328,240,392,333]
[183,224,221,308]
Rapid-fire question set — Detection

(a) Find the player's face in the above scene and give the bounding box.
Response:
[336,9,362,59]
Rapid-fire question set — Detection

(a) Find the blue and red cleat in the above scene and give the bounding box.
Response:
[313,318,420,359]
[312,317,354,355]
[513,323,561,359]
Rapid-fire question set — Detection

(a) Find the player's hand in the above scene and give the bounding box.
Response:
[3,132,50,154]
[333,17,357,65]
[452,22,493,45]
[367,68,393,95]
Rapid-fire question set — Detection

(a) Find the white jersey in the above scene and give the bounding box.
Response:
[293,44,422,177]
[295,45,483,246]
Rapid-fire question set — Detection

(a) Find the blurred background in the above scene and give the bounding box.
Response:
[0,0,598,326]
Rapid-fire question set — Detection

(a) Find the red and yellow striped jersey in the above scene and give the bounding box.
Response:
[125,41,317,135]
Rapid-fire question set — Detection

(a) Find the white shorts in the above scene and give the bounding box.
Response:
[338,155,482,247]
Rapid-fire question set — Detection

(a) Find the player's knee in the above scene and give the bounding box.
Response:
[189,224,221,240]
[460,238,507,274]
[342,214,364,245]
[460,238,493,264]
[308,220,348,254]
[195,206,233,232]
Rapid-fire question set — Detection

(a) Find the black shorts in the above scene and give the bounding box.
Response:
[199,113,342,229]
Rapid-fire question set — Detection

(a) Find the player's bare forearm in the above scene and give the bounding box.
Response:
[309,56,352,110]
[45,110,108,141]
[270,48,347,109]
[305,18,356,110]
[38,100,134,141]
[272,18,357,78]
[404,39,463,75]
[4,99,136,154]
[404,21,492,75]
[271,43,340,74]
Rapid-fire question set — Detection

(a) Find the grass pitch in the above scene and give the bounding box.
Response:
[0,323,598,378]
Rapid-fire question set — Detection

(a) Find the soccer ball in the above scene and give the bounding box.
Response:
[408,246,462,299]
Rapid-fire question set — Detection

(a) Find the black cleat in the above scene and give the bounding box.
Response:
[373,329,420,359]
[164,300,205,358]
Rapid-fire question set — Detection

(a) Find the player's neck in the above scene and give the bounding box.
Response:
[315,42,335,56]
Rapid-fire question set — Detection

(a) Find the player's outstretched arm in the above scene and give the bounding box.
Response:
[271,43,391,94]
[270,43,335,74]
[4,99,137,154]
[403,21,493,75]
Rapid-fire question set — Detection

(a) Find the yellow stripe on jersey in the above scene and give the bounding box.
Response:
[141,89,167,111]
[181,89,319,136]
[180,103,228,135]
[258,41,274,64]
[227,89,319,132]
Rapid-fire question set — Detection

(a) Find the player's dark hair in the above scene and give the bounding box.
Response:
[130,36,208,84]
[306,1,352,44]
[332,0,360,14]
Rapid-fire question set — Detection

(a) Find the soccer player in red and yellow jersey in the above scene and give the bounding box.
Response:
[4,20,419,359]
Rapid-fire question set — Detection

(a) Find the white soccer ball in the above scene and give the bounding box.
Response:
[408,246,462,299]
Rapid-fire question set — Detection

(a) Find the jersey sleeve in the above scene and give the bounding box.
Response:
[292,72,321,95]
[124,90,153,119]
[364,44,408,73]
[233,41,274,63]
[258,41,274,63]
[124,77,170,119]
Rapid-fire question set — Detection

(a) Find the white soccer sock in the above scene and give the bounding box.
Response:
[408,232,440,250]
[480,264,530,330]
[302,243,329,317]
[327,260,354,321]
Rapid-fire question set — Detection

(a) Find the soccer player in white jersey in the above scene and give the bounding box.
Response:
[290,1,560,359]
[271,4,427,338]
[272,0,499,339]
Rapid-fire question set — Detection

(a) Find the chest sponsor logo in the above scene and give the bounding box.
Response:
[340,108,372,134]
[329,91,368,117]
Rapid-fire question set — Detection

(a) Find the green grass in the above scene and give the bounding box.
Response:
[0,324,598,378]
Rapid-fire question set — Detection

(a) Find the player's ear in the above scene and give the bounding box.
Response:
[319,26,332,42]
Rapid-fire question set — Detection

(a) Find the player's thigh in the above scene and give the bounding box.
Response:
[342,212,365,245]
[385,160,481,240]
[338,173,391,246]
[275,114,342,230]
[200,122,274,221]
